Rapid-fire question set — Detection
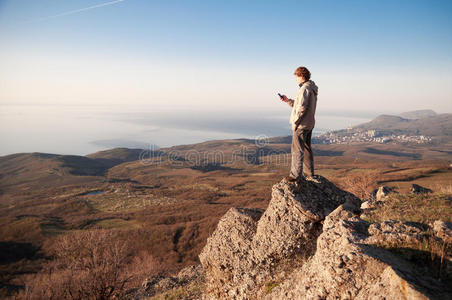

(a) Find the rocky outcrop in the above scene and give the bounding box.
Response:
[366,220,430,245]
[199,175,360,299]
[199,176,452,300]
[363,186,396,210]
[410,183,433,194]
[375,185,395,201]
[267,206,450,299]
[432,220,452,243]
[198,207,264,299]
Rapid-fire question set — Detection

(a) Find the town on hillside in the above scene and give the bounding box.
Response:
[314,128,432,144]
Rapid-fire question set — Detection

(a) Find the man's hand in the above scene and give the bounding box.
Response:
[280,94,294,107]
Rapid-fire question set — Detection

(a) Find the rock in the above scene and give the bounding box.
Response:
[198,207,264,299]
[177,264,204,284]
[265,205,450,300]
[141,278,150,289]
[153,277,177,291]
[252,175,359,263]
[138,264,205,299]
[199,175,360,299]
[371,188,378,200]
[360,200,371,209]
[376,185,394,201]
[142,276,165,290]
[199,176,451,300]
[432,220,452,243]
[410,184,433,194]
[366,220,430,245]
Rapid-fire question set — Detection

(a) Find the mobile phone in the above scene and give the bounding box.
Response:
[278,93,283,98]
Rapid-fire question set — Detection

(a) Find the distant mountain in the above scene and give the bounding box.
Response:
[314,112,452,144]
[354,113,452,136]
[399,109,437,119]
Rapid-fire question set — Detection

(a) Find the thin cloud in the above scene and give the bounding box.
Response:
[26,0,125,22]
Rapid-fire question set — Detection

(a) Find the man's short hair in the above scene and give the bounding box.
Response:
[294,66,311,80]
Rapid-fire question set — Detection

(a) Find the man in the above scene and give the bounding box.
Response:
[280,66,319,183]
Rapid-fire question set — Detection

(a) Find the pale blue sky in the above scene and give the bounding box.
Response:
[0,0,451,112]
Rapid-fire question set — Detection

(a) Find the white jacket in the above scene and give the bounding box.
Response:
[289,80,319,130]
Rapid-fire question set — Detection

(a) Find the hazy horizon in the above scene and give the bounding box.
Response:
[1,104,390,156]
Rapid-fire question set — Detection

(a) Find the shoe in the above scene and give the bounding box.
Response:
[284,175,298,182]
[305,175,320,183]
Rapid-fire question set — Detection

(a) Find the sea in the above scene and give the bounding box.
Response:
[0,104,379,156]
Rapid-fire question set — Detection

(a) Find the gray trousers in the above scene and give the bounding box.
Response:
[289,127,314,179]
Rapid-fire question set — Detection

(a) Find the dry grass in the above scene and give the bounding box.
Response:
[374,230,451,282]
[362,192,452,224]
[147,277,206,300]
[434,183,452,194]
[363,186,452,284]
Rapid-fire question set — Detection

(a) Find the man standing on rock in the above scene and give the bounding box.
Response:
[280,66,319,182]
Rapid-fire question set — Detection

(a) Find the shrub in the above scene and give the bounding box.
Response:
[337,171,379,200]
[19,229,156,299]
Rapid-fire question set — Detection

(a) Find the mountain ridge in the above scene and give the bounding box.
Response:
[399,109,437,119]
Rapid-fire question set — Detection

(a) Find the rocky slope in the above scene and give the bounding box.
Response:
[198,176,452,299]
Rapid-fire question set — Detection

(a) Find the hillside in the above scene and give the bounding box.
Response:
[399,109,437,119]
[0,148,148,201]
[1,125,451,298]
[355,113,452,136]
[86,147,161,163]
[314,112,452,145]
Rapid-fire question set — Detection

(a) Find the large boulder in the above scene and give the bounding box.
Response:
[376,185,395,201]
[199,175,360,299]
[410,184,433,194]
